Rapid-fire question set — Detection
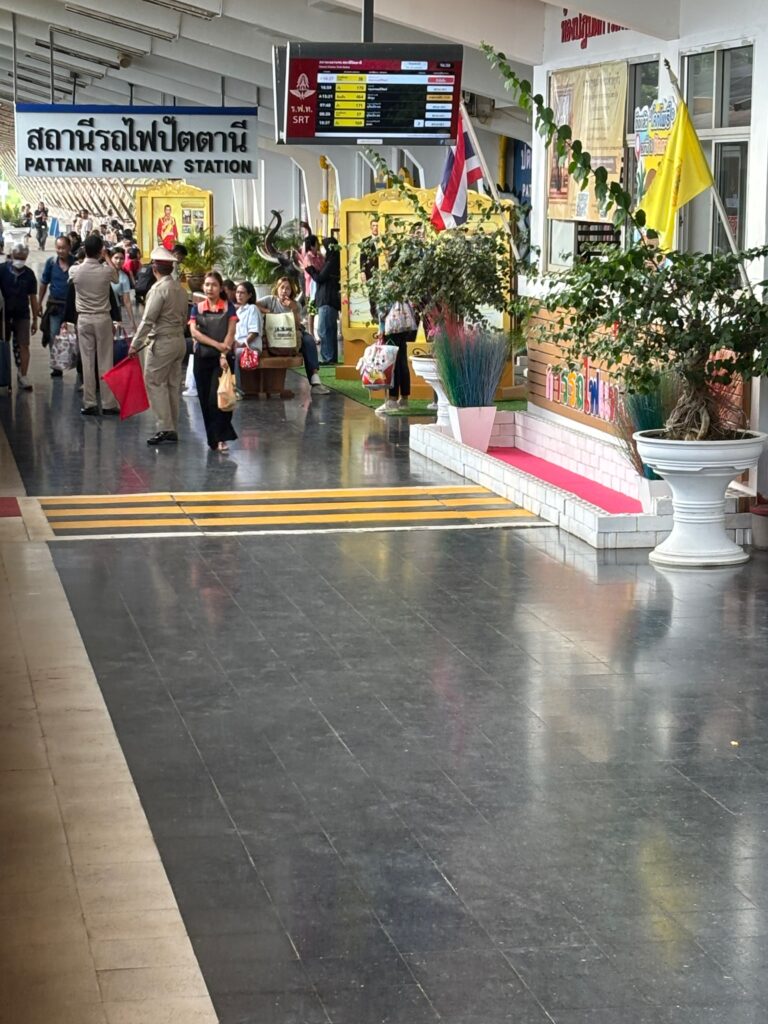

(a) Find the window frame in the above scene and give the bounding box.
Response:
[679,42,752,253]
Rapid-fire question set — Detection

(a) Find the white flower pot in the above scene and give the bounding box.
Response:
[448,405,496,452]
[633,429,768,567]
[636,475,671,513]
[411,356,449,428]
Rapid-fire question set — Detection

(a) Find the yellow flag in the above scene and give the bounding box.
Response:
[640,99,713,250]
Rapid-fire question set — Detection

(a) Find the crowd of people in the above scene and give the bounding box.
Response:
[0,214,345,454]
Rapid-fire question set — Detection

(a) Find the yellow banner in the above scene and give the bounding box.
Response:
[548,61,628,223]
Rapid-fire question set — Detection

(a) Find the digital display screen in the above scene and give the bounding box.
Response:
[281,43,463,146]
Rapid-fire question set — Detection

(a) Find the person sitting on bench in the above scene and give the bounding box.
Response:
[256,276,330,396]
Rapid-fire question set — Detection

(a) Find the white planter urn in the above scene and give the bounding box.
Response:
[411,356,449,428]
[633,429,768,568]
[448,405,496,452]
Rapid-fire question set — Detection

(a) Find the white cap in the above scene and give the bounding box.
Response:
[149,245,177,262]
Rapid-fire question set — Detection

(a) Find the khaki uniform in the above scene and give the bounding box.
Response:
[69,257,119,411]
[130,275,189,433]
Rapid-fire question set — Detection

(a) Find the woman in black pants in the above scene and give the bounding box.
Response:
[375,301,416,417]
[189,271,237,452]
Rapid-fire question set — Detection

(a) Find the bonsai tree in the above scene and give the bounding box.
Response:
[482,42,768,441]
[543,243,768,440]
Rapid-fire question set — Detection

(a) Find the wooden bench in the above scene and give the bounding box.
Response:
[239,354,304,399]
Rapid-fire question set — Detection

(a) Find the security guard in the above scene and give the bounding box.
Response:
[128,246,189,445]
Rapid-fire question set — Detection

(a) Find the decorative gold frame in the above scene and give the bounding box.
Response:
[134,182,213,258]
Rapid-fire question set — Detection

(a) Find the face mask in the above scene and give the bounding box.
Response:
[12,260,26,269]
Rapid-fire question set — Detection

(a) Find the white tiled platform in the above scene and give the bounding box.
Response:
[411,413,752,550]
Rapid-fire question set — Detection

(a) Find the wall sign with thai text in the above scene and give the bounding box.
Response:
[15,104,258,178]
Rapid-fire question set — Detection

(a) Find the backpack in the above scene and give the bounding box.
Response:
[134,264,155,304]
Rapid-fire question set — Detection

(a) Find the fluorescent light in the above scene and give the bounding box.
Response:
[15,67,76,87]
[54,27,147,58]
[64,5,178,42]
[24,52,104,79]
[141,0,220,20]
[35,40,122,70]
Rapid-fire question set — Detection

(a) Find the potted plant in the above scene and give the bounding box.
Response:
[542,242,768,566]
[433,321,511,451]
[360,184,519,423]
[181,230,227,292]
[482,43,768,566]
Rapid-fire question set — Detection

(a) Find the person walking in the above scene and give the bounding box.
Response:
[256,276,330,395]
[34,203,49,251]
[68,234,119,416]
[302,236,340,364]
[375,299,417,417]
[128,247,189,446]
[38,235,74,378]
[188,271,238,452]
[0,242,39,391]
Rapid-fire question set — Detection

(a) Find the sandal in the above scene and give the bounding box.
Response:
[217,442,230,452]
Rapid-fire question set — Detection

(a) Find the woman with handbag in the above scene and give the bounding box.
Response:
[233,281,262,399]
[374,299,417,417]
[188,271,238,452]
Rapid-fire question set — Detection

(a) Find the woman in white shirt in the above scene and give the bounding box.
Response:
[233,281,262,398]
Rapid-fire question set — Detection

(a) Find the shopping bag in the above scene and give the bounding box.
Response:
[264,312,298,355]
[384,301,417,335]
[217,365,237,411]
[356,340,398,390]
[101,356,150,420]
[239,346,260,370]
[50,328,79,372]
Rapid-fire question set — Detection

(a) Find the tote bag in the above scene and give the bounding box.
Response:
[264,312,299,356]
[217,365,237,411]
[356,340,399,390]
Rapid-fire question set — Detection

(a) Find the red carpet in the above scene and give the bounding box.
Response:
[0,498,20,518]
[487,448,642,514]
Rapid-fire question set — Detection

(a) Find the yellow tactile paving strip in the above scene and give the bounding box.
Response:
[38,486,549,539]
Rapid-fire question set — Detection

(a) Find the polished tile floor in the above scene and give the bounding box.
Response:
[3,341,768,1024]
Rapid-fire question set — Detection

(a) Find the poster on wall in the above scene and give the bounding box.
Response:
[633,97,675,206]
[547,61,628,222]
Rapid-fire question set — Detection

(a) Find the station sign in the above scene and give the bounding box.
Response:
[15,104,258,178]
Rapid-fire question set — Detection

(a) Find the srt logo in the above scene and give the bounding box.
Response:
[290,73,315,100]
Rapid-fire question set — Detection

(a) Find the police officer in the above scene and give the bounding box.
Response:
[128,246,189,446]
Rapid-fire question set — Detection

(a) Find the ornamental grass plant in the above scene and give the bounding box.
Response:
[433,321,511,408]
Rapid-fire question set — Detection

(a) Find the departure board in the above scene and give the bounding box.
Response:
[281,43,463,146]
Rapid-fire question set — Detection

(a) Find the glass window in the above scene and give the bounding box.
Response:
[548,220,575,268]
[714,141,748,250]
[687,51,715,129]
[627,60,659,132]
[681,142,713,252]
[720,47,752,127]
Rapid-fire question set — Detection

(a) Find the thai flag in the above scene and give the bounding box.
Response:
[430,114,484,232]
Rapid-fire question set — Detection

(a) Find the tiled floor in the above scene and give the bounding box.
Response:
[3,329,768,1023]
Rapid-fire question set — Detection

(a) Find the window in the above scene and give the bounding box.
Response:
[625,60,659,208]
[681,45,752,252]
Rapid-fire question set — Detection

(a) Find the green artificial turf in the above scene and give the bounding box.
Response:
[294,365,527,417]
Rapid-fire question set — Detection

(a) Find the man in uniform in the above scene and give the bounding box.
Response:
[128,246,189,446]
[69,234,119,415]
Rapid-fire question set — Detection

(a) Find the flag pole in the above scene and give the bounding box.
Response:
[459,99,522,263]
[663,59,751,290]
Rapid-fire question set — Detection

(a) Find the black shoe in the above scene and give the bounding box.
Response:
[147,431,178,445]
[81,406,99,416]
[50,368,63,378]
[101,407,120,416]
